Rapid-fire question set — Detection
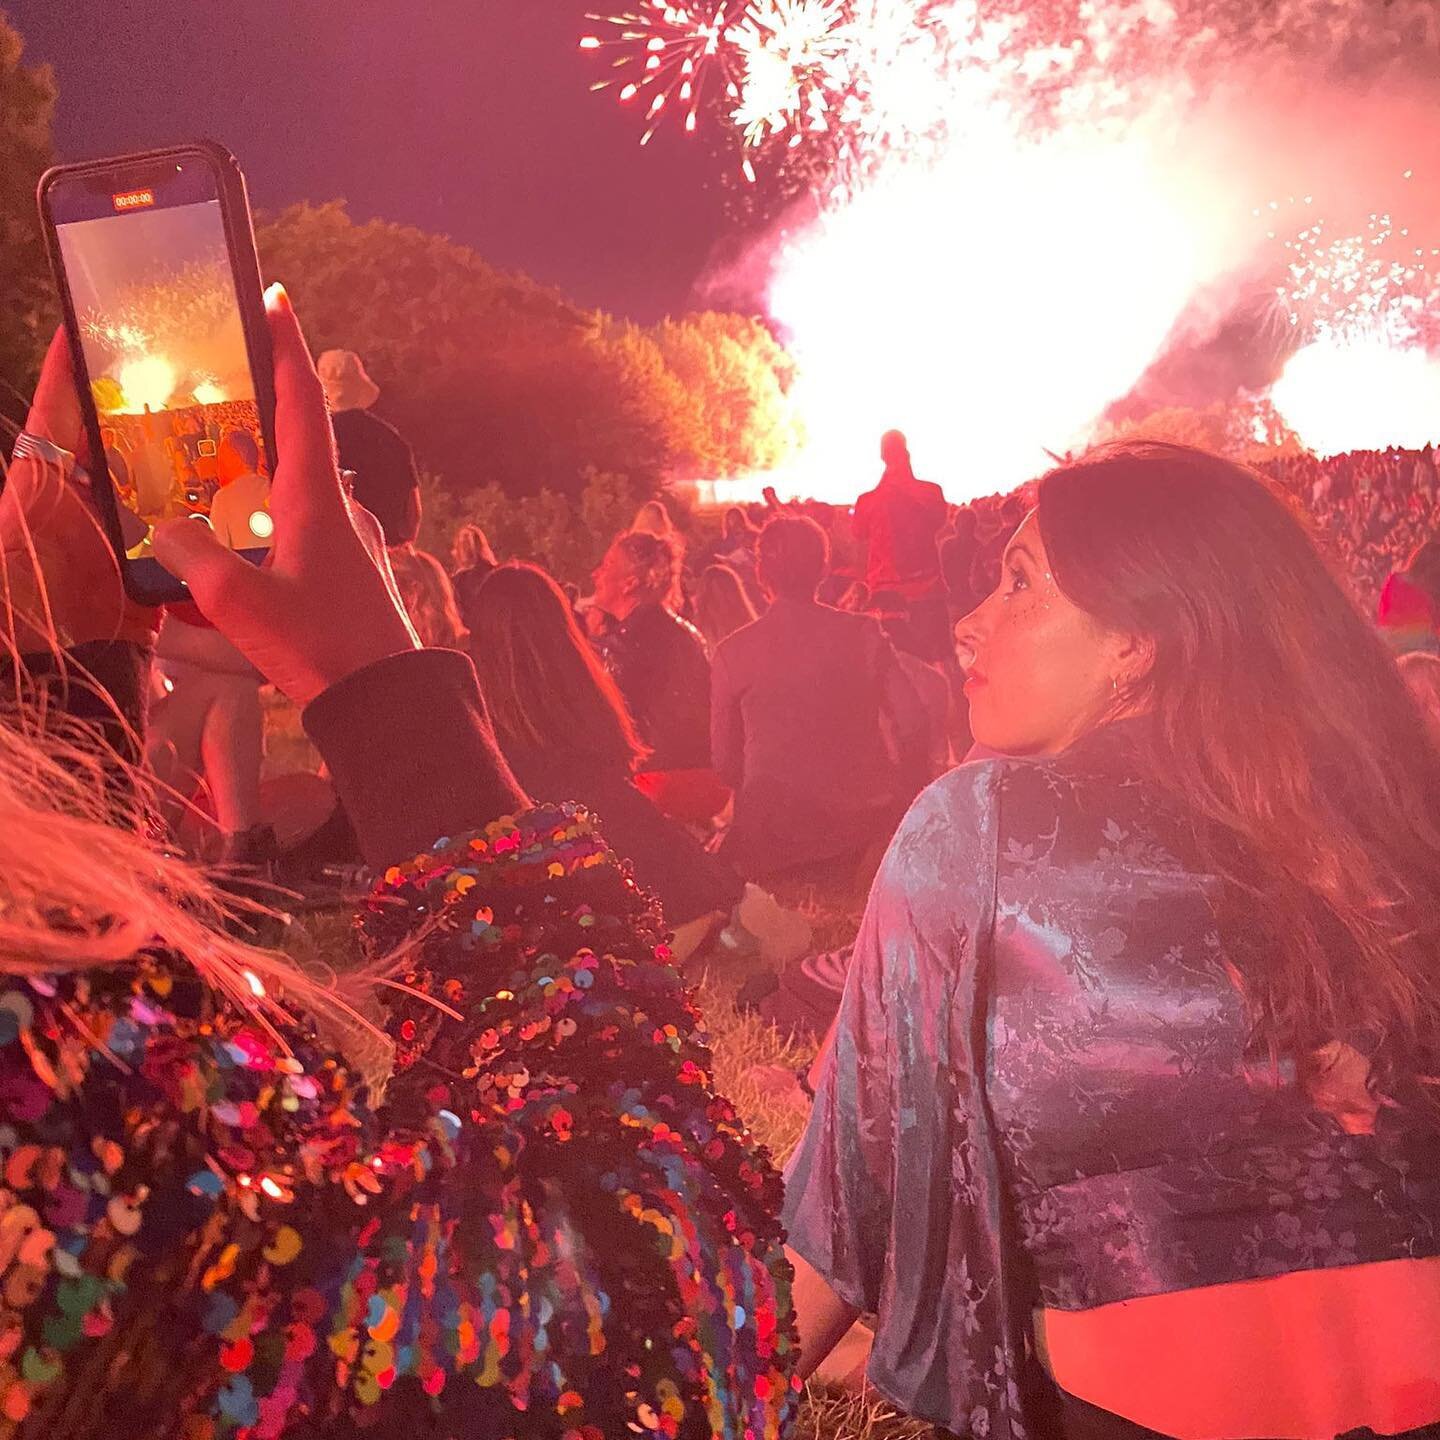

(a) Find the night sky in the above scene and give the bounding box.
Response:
[6,0,737,320]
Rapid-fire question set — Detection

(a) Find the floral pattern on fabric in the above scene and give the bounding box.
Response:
[783,723,1440,1440]
[0,806,796,1440]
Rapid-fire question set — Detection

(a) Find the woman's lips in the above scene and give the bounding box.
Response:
[956,644,986,688]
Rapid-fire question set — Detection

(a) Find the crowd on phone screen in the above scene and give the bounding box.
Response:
[7,294,1440,1440]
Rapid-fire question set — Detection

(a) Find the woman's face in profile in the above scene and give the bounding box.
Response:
[955,514,1132,757]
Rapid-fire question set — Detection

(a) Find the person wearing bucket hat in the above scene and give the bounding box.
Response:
[317,348,422,547]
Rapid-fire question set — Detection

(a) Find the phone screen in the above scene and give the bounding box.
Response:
[46,162,272,575]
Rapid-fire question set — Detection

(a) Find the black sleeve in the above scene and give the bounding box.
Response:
[394,432,422,546]
[303,648,528,868]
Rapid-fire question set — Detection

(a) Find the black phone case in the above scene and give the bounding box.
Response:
[36,140,277,606]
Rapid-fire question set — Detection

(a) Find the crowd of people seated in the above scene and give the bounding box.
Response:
[5,287,1440,1440]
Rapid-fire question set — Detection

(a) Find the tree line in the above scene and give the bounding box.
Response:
[0,18,803,509]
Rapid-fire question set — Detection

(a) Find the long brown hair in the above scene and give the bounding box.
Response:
[389,545,466,649]
[460,562,647,772]
[1038,441,1440,1107]
[693,563,757,648]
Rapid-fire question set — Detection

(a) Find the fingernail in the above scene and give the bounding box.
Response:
[265,282,292,313]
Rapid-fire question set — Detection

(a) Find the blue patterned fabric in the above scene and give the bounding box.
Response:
[783,722,1440,1439]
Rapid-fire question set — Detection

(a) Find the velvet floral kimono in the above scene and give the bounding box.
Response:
[784,721,1440,1438]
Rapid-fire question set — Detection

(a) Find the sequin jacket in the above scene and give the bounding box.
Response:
[0,639,797,1439]
[783,722,1440,1440]
[0,807,797,1440]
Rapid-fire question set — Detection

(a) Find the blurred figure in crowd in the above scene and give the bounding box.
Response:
[694,562,758,650]
[712,515,928,882]
[450,520,497,577]
[207,429,271,551]
[853,429,949,660]
[591,529,722,821]
[318,348,421,546]
[389,544,466,649]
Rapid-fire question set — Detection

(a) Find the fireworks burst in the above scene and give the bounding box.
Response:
[580,3,740,147]
[1277,208,1438,347]
[581,0,953,178]
[581,1,1440,491]
[729,0,852,152]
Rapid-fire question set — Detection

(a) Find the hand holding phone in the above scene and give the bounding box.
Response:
[11,256,417,703]
[39,143,278,605]
[151,285,420,706]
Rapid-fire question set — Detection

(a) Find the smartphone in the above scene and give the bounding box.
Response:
[38,142,276,605]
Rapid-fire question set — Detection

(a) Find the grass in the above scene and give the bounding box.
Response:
[693,969,940,1440]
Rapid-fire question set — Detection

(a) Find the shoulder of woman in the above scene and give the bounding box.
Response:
[884,761,1008,884]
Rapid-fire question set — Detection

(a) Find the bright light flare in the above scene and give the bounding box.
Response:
[116,355,178,413]
[764,104,1235,501]
[1271,337,1440,456]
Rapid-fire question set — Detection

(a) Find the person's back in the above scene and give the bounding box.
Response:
[590,532,713,774]
[604,601,712,771]
[330,407,420,546]
[716,600,903,802]
[853,432,947,596]
[207,429,272,552]
[712,515,926,879]
[790,718,1440,1439]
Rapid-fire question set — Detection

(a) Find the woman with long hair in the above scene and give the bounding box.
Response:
[693,562,758,649]
[388,542,466,648]
[450,520,497,575]
[785,442,1440,1440]
[460,561,743,945]
[0,298,796,1439]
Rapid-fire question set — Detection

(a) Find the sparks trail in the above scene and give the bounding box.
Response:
[581,3,741,148]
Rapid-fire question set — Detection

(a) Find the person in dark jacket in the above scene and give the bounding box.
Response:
[590,530,722,820]
[317,348,421,547]
[712,515,928,881]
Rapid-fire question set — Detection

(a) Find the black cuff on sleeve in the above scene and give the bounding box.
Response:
[302,648,527,870]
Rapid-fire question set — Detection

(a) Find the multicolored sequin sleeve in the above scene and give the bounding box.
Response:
[0,803,797,1440]
[359,805,800,1440]
[0,960,390,1438]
